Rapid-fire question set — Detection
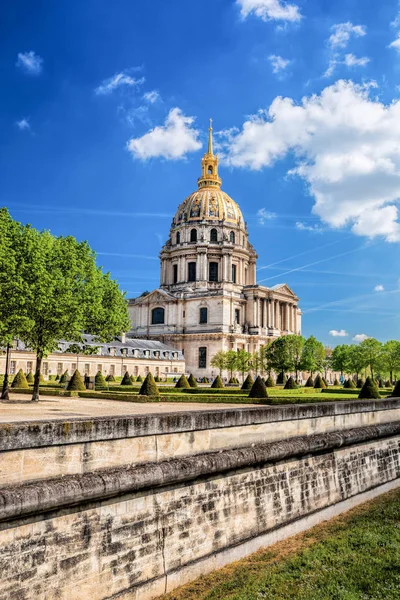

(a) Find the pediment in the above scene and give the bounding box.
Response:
[134,288,177,305]
[271,283,299,300]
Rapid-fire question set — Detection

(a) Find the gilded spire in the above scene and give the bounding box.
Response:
[207,118,213,155]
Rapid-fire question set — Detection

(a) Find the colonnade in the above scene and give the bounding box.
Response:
[161,252,255,286]
[252,298,298,333]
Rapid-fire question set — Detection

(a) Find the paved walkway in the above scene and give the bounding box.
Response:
[0,394,255,423]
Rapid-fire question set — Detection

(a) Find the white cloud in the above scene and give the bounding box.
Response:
[16,118,30,131]
[296,221,323,233]
[16,51,43,75]
[343,53,369,67]
[353,333,369,342]
[257,208,277,224]
[269,55,290,73]
[127,108,202,160]
[328,22,366,49]
[374,284,384,291]
[143,90,160,104]
[390,35,400,52]
[95,72,145,95]
[221,80,400,243]
[329,329,348,337]
[237,0,301,22]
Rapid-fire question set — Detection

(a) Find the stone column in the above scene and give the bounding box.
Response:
[275,300,280,330]
[293,305,297,334]
[228,253,233,283]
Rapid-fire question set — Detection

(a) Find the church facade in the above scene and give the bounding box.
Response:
[128,122,301,377]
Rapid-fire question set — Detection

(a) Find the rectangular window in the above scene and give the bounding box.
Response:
[199,307,208,324]
[134,366,138,376]
[209,262,218,282]
[188,262,196,282]
[71,363,77,372]
[10,361,16,375]
[174,367,178,373]
[98,364,103,373]
[198,347,207,369]
[57,362,63,375]
[156,367,159,375]
[43,362,49,376]
[84,363,90,375]
[27,361,33,373]
[145,366,149,374]
[235,309,240,324]
[109,364,115,376]
[173,264,178,284]
[122,365,127,374]
[232,264,237,283]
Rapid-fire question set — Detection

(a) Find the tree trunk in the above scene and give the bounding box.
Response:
[32,352,43,402]
[390,370,393,384]
[1,343,11,400]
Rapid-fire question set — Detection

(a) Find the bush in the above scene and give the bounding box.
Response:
[305,376,314,388]
[26,371,34,384]
[139,372,159,396]
[95,371,107,388]
[333,378,340,386]
[358,376,380,399]
[284,376,297,390]
[175,374,190,389]
[265,375,275,388]
[276,372,284,385]
[59,370,69,384]
[154,375,161,382]
[249,375,268,399]
[55,374,60,381]
[39,373,45,383]
[391,380,400,397]
[344,379,356,389]
[241,374,254,391]
[314,374,326,389]
[356,378,365,388]
[11,369,29,389]
[211,375,224,389]
[378,379,384,389]
[188,374,198,388]
[121,371,133,386]
[322,377,328,387]
[67,370,86,391]
[136,375,143,382]
[385,380,392,388]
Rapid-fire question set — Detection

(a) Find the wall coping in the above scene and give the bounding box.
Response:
[1,421,400,523]
[0,399,399,451]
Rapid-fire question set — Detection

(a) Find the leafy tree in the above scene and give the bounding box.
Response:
[224,350,238,380]
[250,350,262,377]
[188,374,198,388]
[241,374,254,390]
[265,337,293,381]
[210,351,227,377]
[67,370,86,391]
[236,349,252,383]
[300,335,325,377]
[348,345,366,380]
[211,375,224,389]
[11,369,29,389]
[175,374,190,389]
[249,376,268,399]
[358,376,380,399]
[380,341,400,383]
[139,372,159,396]
[330,345,351,377]
[286,335,305,380]
[359,338,383,381]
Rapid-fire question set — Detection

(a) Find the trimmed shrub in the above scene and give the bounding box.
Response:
[276,372,284,385]
[314,374,326,389]
[241,374,254,391]
[305,376,314,388]
[391,380,400,397]
[175,374,190,389]
[333,378,340,387]
[188,374,198,388]
[211,375,224,389]
[265,375,275,388]
[59,370,69,384]
[378,379,384,389]
[136,375,143,382]
[385,380,391,388]
[139,372,159,396]
[154,375,161,382]
[346,379,356,389]
[356,378,365,388]
[39,373,45,383]
[121,371,133,386]
[67,370,86,391]
[95,371,107,388]
[249,375,268,399]
[11,369,29,389]
[106,374,116,382]
[26,372,34,384]
[55,374,60,381]
[284,376,297,390]
[358,376,381,399]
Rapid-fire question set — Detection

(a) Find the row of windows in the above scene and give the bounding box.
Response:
[176,229,236,244]
[151,307,241,326]
[172,262,238,284]
[10,361,179,377]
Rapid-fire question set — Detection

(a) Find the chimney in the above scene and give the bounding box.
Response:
[121,332,126,344]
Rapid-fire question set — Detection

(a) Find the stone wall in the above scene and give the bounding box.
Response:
[1,404,400,599]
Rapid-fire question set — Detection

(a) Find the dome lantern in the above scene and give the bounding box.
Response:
[198,118,222,190]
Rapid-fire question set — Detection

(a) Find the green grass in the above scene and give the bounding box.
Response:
[162,488,400,600]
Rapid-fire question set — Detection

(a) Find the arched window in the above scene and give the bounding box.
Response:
[176,231,180,244]
[190,228,197,242]
[199,307,208,324]
[151,307,165,325]
[208,166,213,174]
[230,231,235,244]
[210,228,218,242]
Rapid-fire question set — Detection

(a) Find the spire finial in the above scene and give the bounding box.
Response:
[208,118,213,155]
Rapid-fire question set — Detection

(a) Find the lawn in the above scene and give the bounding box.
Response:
[162,488,400,600]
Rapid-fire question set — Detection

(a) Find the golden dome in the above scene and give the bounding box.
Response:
[174,189,244,225]
[173,120,244,227]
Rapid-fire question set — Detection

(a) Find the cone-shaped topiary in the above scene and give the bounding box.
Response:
[249,375,268,399]
[356,378,365,388]
[95,371,107,388]
[121,371,133,386]
[175,374,190,389]
[139,372,159,396]
[265,375,275,387]
[385,380,391,387]
[105,374,115,382]
[284,376,297,390]
[391,380,400,397]
[154,375,161,382]
[67,370,86,391]
[333,378,340,387]
[55,374,60,381]
[188,374,198,388]
[11,369,29,389]
[358,376,381,399]
[241,374,254,390]
[314,374,326,389]
[136,375,143,382]
[39,373,45,383]
[26,371,34,384]
[276,372,284,385]
[228,377,235,384]
[322,377,328,387]
[59,370,69,384]
[305,375,314,388]
[378,379,384,388]
[348,379,356,389]
[211,375,224,389]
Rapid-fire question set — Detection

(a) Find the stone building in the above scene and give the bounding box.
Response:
[129,122,301,377]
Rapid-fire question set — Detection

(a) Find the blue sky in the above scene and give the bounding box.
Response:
[2,0,400,346]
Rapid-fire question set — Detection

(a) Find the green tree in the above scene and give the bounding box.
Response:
[300,335,325,377]
[359,338,382,381]
[285,335,305,380]
[250,350,262,377]
[210,351,227,377]
[236,349,252,383]
[380,341,400,383]
[330,345,351,377]
[224,350,238,380]
[265,337,292,381]
[348,345,366,380]
[12,226,130,402]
